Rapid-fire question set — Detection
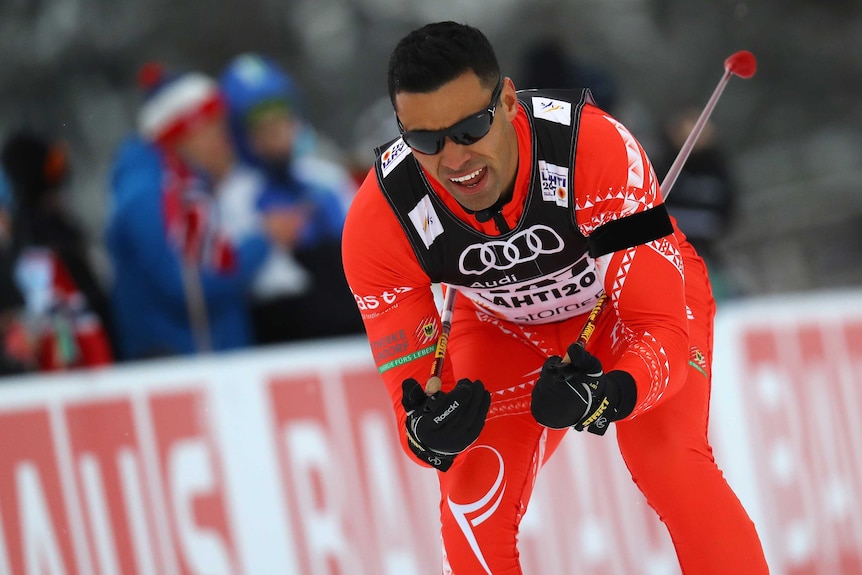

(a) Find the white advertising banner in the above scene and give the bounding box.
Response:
[0,290,860,574]
[711,290,862,575]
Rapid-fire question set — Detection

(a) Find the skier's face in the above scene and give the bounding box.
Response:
[394,72,519,213]
[174,116,234,180]
[248,108,298,164]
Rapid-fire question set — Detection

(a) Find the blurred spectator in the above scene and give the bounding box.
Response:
[0,130,115,371]
[518,37,619,114]
[0,169,13,241]
[653,108,738,299]
[105,63,273,360]
[0,169,32,376]
[219,53,364,344]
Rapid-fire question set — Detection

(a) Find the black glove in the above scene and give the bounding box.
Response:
[531,344,637,435]
[401,378,491,471]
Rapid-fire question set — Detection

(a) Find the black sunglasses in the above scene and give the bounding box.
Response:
[397,79,504,155]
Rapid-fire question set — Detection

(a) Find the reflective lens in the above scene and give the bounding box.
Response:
[399,79,503,155]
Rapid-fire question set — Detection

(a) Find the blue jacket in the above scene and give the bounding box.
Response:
[219,54,349,249]
[105,136,270,360]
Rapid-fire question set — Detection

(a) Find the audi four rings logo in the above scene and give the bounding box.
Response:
[459,224,565,275]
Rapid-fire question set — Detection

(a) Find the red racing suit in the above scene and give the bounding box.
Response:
[342,89,768,575]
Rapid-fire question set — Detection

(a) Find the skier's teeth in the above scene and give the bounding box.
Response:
[451,169,482,184]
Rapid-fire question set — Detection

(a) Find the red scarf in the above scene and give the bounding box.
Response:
[161,152,236,273]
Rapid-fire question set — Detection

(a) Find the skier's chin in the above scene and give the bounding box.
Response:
[448,171,496,210]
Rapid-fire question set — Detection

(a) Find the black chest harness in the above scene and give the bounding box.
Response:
[373,89,671,325]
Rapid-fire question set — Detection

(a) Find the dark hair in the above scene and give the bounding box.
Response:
[0,130,69,209]
[387,21,501,106]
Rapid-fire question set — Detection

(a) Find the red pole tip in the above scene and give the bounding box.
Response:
[725,50,757,79]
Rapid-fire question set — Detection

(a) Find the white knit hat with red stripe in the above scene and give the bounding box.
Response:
[137,62,225,145]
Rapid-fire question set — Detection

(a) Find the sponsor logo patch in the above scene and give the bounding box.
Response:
[533,97,571,125]
[353,286,413,319]
[458,256,604,325]
[381,138,411,178]
[371,330,410,364]
[538,160,569,207]
[408,194,445,248]
[378,344,436,373]
[458,224,564,275]
[689,345,709,377]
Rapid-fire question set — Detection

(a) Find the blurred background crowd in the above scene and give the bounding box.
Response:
[0,0,860,376]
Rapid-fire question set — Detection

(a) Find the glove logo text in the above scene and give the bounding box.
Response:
[434,400,459,424]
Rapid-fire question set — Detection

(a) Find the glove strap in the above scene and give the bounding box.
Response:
[581,370,638,435]
[405,422,455,471]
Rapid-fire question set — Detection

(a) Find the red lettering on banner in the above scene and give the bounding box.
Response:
[341,366,439,574]
[150,390,238,575]
[65,398,162,575]
[744,326,818,574]
[269,373,366,575]
[797,323,862,572]
[743,321,862,574]
[841,321,862,495]
[0,408,82,575]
